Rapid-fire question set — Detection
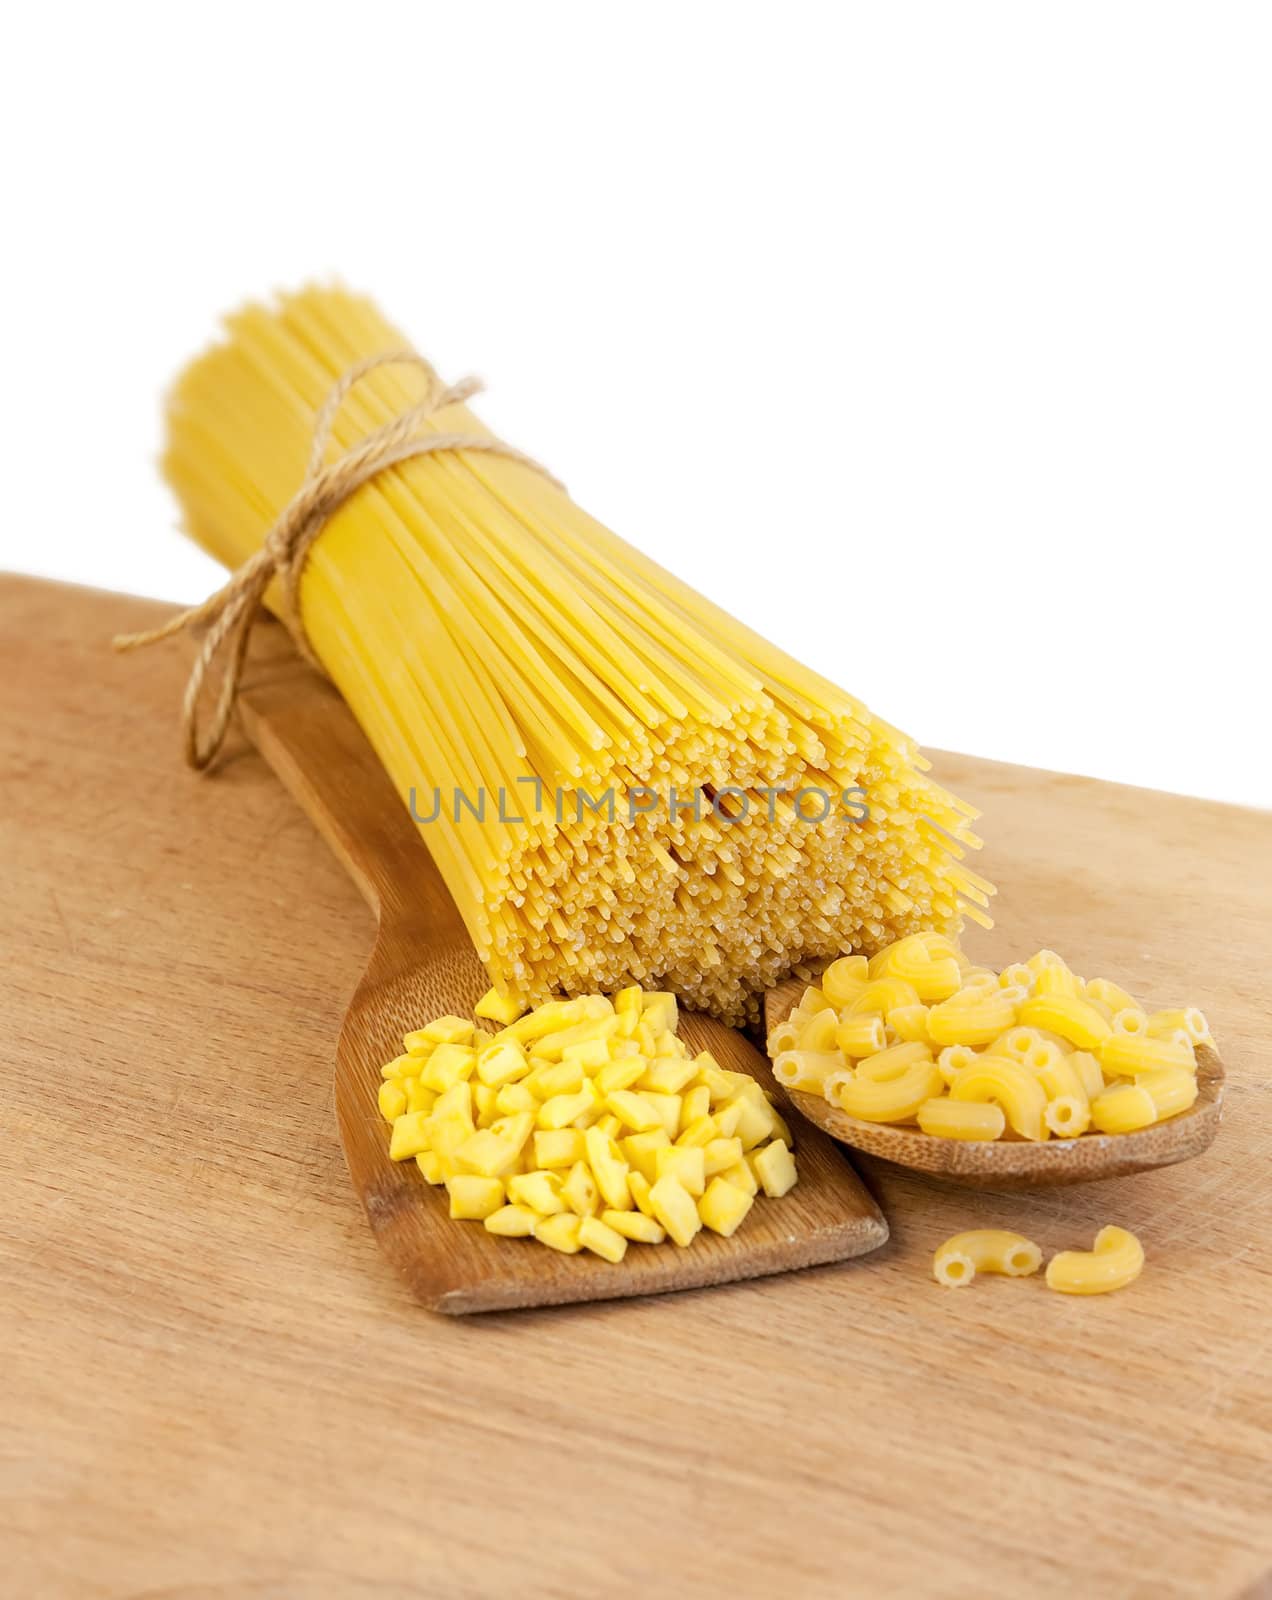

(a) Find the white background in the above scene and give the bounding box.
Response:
[2,2,1268,806]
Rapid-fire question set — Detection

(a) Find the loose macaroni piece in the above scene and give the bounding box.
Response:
[381,989,798,1261]
[769,935,1214,1145]
[933,1230,1042,1287]
[1045,1226,1144,1295]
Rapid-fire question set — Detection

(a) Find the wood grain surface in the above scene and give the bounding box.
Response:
[3,574,1270,1600]
[234,632,886,1312]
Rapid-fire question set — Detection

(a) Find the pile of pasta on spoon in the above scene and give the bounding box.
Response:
[768,933,1212,1140]
[163,287,992,1024]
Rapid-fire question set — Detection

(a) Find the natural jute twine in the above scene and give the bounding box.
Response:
[114,351,562,771]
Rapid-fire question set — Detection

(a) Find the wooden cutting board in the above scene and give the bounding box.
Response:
[3,573,1270,1600]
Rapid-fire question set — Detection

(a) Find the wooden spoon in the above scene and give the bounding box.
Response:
[232,627,887,1313]
[764,980,1224,1188]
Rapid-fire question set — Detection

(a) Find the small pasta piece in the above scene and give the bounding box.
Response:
[1035,1054,1091,1138]
[949,1058,1049,1141]
[933,1230,1042,1287]
[927,991,1018,1047]
[772,1049,838,1096]
[953,977,999,1002]
[989,1026,1053,1066]
[887,1003,932,1044]
[1033,963,1084,1000]
[1069,1050,1106,1101]
[799,986,835,1016]
[1136,1066,1199,1121]
[820,956,869,1007]
[845,977,921,1016]
[835,1014,888,1058]
[1025,1038,1068,1075]
[796,1008,840,1053]
[766,1018,800,1056]
[937,1043,979,1086]
[821,1068,856,1107]
[1110,1006,1150,1036]
[1148,1025,1193,1053]
[1026,949,1068,975]
[1147,1007,1214,1048]
[1090,1083,1157,1134]
[998,963,1035,994]
[915,931,973,970]
[1034,1053,1087,1106]
[917,1098,1006,1141]
[1045,1225,1144,1295]
[876,937,963,1003]
[1045,1096,1091,1138]
[854,1041,935,1083]
[1018,994,1112,1050]
[866,943,901,979]
[835,1060,944,1123]
[1098,1033,1195,1077]
[1085,978,1139,1016]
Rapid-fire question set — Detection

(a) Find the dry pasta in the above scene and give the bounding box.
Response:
[770,935,1214,1143]
[934,1224,1143,1295]
[161,286,994,1025]
[383,985,797,1259]
[932,1230,1042,1287]
[1045,1226,1145,1295]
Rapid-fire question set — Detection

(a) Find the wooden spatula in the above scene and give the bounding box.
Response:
[233,628,887,1313]
[765,980,1224,1189]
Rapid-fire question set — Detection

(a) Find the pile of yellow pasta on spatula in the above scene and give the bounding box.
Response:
[767,934,1213,1140]
[381,987,798,1262]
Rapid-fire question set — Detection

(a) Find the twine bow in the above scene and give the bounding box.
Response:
[115,350,562,770]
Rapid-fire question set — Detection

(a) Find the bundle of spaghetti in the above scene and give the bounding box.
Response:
[163,287,993,1025]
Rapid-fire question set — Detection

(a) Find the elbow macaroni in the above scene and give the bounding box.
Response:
[775,935,1213,1146]
[1045,1226,1144,1295]
[933,1230,1042,1287]
[934,1224,1145,1296]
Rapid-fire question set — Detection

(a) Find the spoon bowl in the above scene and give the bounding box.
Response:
[764,979,1225,1188]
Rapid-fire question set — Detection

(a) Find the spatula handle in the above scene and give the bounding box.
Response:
[235,622,468,948]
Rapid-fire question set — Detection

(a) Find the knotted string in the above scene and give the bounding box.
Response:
[114,350,562,770]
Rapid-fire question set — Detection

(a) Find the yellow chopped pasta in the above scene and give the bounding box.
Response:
[772,935,1214,1145]
[381,988,798,1260]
